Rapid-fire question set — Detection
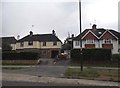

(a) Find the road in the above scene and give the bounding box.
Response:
[2,65,68,77]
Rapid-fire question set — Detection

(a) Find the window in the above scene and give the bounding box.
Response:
[43,42,46,46]
[75,41,80,46]
[103,39,112,44]
[86,40,94,44]
[53,42,57,46]
[20,42,24,47]
[28,41,33,46]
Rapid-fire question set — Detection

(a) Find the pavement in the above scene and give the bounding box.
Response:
[2,72,119,86]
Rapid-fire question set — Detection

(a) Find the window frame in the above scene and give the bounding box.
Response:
[103,39,112,44]
[86,40,95,44]
[75,41,80,46]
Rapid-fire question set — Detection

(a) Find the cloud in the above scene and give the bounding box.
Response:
[2,0,119,42]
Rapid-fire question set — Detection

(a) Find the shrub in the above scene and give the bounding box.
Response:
[71,49,81,60]
[71,49,112,61]
[2,51,39,60]
[112,54,120,62]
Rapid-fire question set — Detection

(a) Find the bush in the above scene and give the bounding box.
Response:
[71,49,112,61]
[112,54,120,62]
[71,49,81,60]
[2,51,39,60]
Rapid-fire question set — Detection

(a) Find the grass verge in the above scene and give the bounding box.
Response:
[64,68,119,82]
[70,60,119,68]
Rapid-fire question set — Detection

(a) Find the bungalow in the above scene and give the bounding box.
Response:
[73,24,120,54]
[16,30,62,58]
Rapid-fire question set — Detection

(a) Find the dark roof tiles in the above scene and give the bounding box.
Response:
[1,37,16,44]
[17,34,62,43]
[74,28,120,41]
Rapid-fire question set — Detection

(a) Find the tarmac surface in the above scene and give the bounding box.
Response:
[2,72,119,86]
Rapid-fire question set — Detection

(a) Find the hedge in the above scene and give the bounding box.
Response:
[112,54,120,62]
[71,49,112,61]
[2,51,39,60]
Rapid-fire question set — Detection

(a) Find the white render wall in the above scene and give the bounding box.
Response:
[73,41,81,49]
[73,40,119,54]
[112,40,119,54]
[73,40,100,48]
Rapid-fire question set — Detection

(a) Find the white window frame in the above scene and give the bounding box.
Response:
[86,40,94,44]
[103,39,112,44]
[75,41,80,46]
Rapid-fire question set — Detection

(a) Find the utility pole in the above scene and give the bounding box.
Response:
[79,0,83,71]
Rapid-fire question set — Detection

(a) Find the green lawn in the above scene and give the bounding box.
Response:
[64,68,119,82]
[70,60,119,68]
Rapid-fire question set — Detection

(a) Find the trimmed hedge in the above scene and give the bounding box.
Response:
[112,54,120,62]
[71,49,112,61]
[2,51,39,60]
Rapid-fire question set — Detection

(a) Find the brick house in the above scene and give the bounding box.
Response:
[73,24,120,54]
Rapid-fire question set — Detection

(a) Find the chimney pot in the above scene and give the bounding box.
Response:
[92,24,97,29]
[71,34,74,38]
[52,30,56,35]
[30,31,33,36]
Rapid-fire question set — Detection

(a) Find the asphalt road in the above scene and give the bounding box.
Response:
[2,81,84,86]
[2,65,68,77]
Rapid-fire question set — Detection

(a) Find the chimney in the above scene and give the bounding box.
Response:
[92,24,97,30]
[52,30,56,35]
[30,31,33,36]
[17,35,20,40]
[71,34,74,38]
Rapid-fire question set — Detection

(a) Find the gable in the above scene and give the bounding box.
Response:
[100,31,117,40]
[82,32,98,40]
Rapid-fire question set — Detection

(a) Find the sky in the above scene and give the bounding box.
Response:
[1,0,120,42]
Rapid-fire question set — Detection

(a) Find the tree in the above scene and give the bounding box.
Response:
[62,43,72,50]
[2,43,12,51]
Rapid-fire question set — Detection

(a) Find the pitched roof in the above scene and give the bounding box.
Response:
[74,28,120,40]
[17,34,62,43]
[109,30,120,44]
[0,37,16,44]
[109,30,120,39]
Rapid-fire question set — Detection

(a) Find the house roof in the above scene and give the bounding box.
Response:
[0,37,16,44]
[17,34,62,43]
[74,28,120,41]
[109,30,120,39]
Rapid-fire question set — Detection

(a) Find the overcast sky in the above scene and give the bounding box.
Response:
[1,0,120,42]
